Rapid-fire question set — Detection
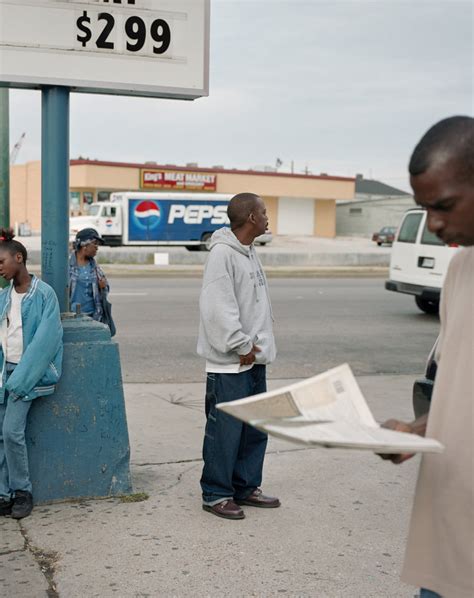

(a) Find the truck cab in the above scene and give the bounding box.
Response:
[70,202,123,246]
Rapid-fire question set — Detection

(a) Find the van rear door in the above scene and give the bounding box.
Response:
[389,210,424,284]
[389,209,458,291]
[414,220,457,289]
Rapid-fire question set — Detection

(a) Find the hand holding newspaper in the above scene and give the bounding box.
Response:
[217,364,444,454]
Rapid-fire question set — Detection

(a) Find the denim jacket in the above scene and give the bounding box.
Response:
[69,253,109,321]
[0,276,63,403]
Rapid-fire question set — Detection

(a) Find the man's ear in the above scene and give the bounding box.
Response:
[249,212,256,224]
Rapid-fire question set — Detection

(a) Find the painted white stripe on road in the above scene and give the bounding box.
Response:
[109,292,149,297]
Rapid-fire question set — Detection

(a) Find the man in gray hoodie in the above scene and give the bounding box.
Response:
[197,193,280,520]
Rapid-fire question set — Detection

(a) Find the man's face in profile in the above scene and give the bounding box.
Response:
[411,158,474,246]
[250,197,269,237]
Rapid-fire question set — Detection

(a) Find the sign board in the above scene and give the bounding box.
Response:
[0,0,209,99]
[141,169,217,191]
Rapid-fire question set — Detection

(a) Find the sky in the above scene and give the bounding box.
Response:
[7,0,473,192]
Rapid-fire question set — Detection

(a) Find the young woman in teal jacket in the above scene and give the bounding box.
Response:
[0,229,63,519]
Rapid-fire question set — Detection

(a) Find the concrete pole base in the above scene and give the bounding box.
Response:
[27,315,132,504]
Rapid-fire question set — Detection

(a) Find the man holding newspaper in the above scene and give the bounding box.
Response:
[382,116,474,598]
[197,193,280,520]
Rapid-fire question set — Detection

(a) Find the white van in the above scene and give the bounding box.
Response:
[385,208,459,313]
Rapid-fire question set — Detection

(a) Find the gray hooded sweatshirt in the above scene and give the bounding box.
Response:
[197,227,276,366]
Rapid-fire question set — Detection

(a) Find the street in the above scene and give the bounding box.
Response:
[110,277,439,383]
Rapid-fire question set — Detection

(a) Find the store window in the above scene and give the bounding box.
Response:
[70,192,80,207]
[97,191,111,202]
[70,192,81,216]
[83,191,94,205]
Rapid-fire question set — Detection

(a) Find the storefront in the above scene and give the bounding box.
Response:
[10,159,355,238]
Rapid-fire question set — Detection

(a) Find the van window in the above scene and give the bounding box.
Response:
[420,222,444,246]
[397,212,423,243]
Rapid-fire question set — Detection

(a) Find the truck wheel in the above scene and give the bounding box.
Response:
[415,296,439,315]
[201,233,213,251]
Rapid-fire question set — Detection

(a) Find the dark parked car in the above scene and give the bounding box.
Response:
[412,340,437,418]
[372,226,397,246]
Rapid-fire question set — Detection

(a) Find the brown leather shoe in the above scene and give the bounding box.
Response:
[202,499,245,520]
[235,488,281,508]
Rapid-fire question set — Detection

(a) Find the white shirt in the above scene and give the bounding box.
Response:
[6,286,26,364]
[205,361,253,374]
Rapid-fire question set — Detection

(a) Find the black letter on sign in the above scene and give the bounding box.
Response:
[125,16,146,52]
[96,13,115,50]
[151,19,171,55]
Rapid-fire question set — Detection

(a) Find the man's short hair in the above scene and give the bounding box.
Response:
[409,115,474,182]
[227,193,261,228]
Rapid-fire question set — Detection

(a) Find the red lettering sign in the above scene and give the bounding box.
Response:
[141,169,217,191]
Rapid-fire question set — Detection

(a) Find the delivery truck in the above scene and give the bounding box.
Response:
[69,192,272,250]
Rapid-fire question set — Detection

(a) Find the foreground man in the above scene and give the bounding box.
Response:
[197,193,280,519]
[382,116,474,598]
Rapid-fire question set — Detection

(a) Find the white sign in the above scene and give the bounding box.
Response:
[0,0,209,99]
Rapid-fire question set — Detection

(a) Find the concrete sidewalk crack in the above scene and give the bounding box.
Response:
[19,523,60,598]
[132,446,317,468]
[134,457,202,467]
[157,463,199,494]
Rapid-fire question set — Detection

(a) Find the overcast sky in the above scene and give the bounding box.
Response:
[8,0,473,191]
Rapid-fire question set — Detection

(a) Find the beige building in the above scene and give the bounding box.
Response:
[10,159,355,238]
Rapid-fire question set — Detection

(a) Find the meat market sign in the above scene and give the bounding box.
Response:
[0,0,209,99]
[141,169,217,192]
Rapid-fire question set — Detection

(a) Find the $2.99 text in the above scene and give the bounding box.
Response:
[76,11,171,55]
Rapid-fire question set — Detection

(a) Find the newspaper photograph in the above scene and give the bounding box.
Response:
[217,364,444,454]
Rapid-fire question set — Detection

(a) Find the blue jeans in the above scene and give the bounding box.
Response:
[0,364,33,499]
[420,590,442,598]
[201,365,268,505]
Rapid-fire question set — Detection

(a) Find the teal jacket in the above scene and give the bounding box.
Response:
[0,276,63,402]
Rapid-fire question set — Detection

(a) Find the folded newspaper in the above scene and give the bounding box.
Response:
[217,364,444,454]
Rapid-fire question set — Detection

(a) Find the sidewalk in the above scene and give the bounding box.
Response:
[1,375,418,597]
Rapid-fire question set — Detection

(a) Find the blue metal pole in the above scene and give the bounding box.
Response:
[41,87,70,312]
[0,89,10,230]
[0,89,9,289]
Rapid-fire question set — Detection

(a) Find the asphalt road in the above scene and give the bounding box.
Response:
[109,277,439,384]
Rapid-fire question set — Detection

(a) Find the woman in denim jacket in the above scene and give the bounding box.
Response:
[0,229,63,519]
[69,228,109,321]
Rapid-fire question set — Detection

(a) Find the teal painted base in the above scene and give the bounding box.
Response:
[26,316,132,503]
